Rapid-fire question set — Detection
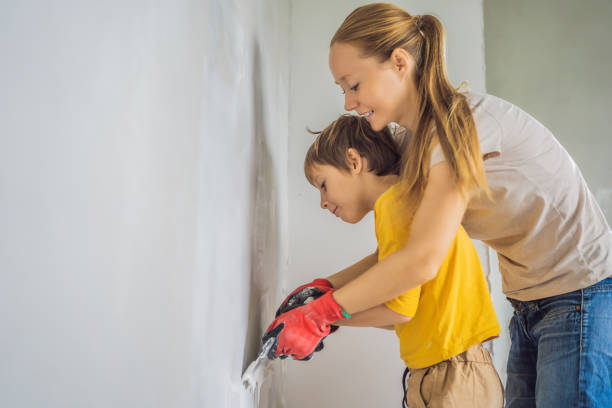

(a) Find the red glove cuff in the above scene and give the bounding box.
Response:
[277,278,334,313]
[311,278,334,289]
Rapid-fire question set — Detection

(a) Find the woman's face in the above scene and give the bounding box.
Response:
[329,42,417,131]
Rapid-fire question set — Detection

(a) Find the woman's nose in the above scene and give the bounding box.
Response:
[344,93,357,111]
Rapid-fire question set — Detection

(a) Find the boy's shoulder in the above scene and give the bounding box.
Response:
[374,183,404,214]
[374,183,413,230]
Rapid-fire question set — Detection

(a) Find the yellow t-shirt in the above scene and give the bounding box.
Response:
[374,183,500,369]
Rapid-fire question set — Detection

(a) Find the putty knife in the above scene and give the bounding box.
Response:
[241,337,275,392]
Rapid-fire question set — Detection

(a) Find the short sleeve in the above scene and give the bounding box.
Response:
[467,92,503,157]
[385,286,421,317]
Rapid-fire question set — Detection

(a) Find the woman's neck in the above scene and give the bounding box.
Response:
[396,80,420,133]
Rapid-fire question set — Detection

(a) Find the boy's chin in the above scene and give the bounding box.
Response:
[341,213,367,224]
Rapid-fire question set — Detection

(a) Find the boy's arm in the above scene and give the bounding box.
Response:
[326,249,378,289]
[274,250,377,321]
[332,304,411,327]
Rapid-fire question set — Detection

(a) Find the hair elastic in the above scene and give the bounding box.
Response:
[414,15,425,38]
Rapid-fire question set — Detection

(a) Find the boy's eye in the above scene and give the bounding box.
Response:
[321,182,326,191]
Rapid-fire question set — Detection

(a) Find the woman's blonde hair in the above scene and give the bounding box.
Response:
[331,3,488,210]
[304,114,401,184]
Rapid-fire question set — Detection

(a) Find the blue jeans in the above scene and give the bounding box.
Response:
[505,277,612,407]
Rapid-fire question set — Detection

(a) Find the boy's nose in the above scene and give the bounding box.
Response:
[320,192,328,209]
[344,93,357,112]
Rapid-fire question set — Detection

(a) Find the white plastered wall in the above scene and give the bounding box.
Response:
[0,1,289,407]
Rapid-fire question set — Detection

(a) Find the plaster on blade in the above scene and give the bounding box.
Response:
[241,337,275,392]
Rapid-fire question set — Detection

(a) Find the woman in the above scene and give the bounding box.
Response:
[264,3,611,407]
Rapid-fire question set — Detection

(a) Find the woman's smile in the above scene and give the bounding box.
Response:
[359,110,374,121]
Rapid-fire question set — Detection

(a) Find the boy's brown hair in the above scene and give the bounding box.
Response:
[304,114,402,184]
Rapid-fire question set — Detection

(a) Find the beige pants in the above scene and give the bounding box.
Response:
[405,344,504,408]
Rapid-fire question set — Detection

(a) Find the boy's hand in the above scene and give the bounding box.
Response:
[263,291,347,361]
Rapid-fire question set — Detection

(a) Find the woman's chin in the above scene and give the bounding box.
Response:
[368,117,388,132]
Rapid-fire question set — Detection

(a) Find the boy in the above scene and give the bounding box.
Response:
[267,114,503,407]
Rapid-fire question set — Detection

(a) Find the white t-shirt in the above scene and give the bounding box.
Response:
[430,93,612,301]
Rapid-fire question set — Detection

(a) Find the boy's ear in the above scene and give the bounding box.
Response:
[346,148,364,174]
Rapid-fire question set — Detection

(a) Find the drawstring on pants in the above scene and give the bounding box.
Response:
[402,367,410,407]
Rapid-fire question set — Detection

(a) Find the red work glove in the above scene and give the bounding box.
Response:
[275,278,334,317]
[274,283,338,360]
[262,291,348,361]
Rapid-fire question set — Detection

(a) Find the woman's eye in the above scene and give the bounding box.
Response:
[340,84,358,94]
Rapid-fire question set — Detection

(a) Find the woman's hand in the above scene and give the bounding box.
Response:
[275,278,334,318]
[263,291,346,360]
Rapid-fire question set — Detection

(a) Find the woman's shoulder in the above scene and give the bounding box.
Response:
[461,91,529,117]
[463,91,555,156]
[461,91,509,155]
[464,91,540,128]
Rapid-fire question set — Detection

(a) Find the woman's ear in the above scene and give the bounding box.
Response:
[346,148,364,174]
[389,48,416,81]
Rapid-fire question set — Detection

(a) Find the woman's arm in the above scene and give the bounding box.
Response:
[333,304,411,327]
[326,249,378,289]
[332,162,468,314]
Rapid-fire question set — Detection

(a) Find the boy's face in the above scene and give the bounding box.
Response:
[308,163,371,224]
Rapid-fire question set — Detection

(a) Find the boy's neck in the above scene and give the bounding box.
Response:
[363,173,400,210]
